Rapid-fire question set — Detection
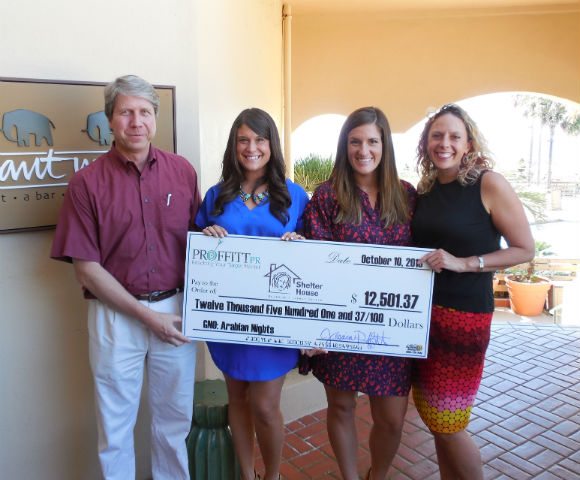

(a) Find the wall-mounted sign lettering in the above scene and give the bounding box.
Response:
[0,78,176,233]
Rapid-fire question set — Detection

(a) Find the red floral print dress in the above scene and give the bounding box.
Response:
[302,180,417,396]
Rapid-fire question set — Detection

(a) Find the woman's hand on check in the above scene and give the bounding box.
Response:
[300,348,328,357]
[201,225,228,238]
[281,231,305,241]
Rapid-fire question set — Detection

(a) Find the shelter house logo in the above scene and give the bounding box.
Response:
[265,264,300,294]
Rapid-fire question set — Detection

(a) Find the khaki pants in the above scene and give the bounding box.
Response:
[88,293,196,480]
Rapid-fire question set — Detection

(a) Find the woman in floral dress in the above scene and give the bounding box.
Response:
[303,106,416,480]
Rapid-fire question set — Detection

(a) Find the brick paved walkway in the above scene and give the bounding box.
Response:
[257,323,580,479]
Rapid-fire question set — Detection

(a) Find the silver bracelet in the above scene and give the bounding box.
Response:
[478,256,485,272]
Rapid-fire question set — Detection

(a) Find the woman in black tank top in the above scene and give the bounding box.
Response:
[411,104,535,480]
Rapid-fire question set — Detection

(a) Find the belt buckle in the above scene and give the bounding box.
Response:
[148,290,163,302]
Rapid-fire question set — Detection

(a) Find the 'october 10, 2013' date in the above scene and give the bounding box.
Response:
[364,291,419,310]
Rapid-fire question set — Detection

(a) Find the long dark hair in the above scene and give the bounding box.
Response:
[331,106,410,226]
[212,108,291,224]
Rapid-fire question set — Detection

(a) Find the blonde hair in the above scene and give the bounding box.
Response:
[416,104,494,194]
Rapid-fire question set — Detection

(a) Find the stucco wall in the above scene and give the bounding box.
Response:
[292,8,580,132]
[0,1,282,478]
[196,1,283,192]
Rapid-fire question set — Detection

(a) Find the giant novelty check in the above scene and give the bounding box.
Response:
[182,233,434,358]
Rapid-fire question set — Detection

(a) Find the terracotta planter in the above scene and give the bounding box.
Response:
[505,275,552,316]
[494,297,511,308]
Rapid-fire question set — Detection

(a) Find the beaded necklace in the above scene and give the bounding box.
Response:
[239,186,269,204]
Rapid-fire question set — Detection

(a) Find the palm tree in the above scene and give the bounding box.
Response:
[513,95,569,189]
[561,109,580,136]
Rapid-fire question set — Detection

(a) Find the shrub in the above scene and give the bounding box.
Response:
[293,154,334,193]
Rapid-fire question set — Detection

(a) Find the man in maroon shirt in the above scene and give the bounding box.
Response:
[51,75,200,480]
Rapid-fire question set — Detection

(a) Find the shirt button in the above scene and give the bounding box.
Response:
[150,268,156,273]
[149,245,155,251]
[144,198,150,203]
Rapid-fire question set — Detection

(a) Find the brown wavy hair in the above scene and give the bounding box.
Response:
[330,106,410,227]
[212,108,291,224]
[416,104,494,194]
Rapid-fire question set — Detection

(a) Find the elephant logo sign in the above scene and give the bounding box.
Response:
[82,111,112,145]
[0,109,55,147]
[0,109,113,147]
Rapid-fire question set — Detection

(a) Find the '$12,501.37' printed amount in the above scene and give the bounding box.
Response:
[363,291,420,310]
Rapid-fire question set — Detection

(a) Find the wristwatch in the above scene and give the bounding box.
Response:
[478,256,485,272]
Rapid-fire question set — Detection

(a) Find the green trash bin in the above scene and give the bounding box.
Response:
[187,379,240,479]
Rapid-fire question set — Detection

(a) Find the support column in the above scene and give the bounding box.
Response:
[283,3,293,179]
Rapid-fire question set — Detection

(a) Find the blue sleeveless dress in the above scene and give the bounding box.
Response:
[195,179,309,381]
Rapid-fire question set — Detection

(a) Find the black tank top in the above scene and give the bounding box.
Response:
[411,174,500,313]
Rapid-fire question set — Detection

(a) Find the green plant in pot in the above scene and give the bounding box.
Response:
[505,241,552,316]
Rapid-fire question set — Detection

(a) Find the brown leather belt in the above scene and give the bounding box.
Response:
[134,288,182,303]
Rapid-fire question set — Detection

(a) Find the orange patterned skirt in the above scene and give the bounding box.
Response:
[412,305,492,433]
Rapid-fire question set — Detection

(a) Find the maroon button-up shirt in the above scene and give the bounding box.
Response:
[51,144,201,296]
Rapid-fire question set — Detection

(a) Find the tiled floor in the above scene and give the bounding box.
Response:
[256,322,580,479]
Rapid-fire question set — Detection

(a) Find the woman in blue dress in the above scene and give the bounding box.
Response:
[196,108,309,480]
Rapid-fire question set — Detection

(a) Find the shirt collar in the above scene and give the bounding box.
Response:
[110,143,158,171]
